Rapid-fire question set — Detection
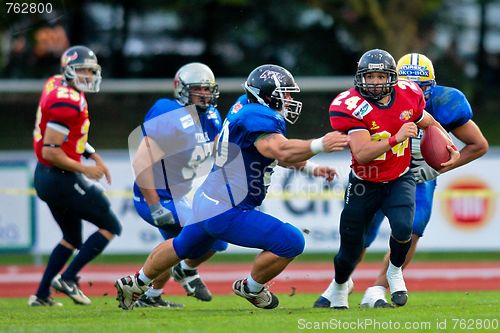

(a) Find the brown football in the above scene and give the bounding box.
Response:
[420,125,452,171]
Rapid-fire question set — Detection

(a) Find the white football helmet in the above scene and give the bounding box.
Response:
[173,62,219,109]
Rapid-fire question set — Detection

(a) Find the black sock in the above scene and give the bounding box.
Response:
[334,254,354,284]
[36,244,73,298]
[389,237,412,267]
[62,232,110,281]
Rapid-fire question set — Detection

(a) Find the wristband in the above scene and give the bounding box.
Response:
[82,143,96,159]
[310,137,325,154]
[302,160,319,175]
[388,136,398,147]
[43,143,61,148]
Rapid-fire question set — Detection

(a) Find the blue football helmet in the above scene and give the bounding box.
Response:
[244,64,302,124]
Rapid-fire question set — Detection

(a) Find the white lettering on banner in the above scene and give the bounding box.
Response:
[1,151,498,254]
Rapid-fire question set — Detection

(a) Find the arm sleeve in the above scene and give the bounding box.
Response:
[439,89,473,132]
[241,111,286,148]
[329,110,368,133]
[412,93,426,123]
[45,99,80,133]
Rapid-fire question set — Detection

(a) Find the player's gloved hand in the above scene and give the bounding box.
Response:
[148,203,175,226]
[411,159,440,183]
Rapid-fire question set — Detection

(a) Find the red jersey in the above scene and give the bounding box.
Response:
[329,79,425,182]
[33,75,90,166]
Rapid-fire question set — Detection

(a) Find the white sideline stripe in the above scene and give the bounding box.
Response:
[1,268,500,283]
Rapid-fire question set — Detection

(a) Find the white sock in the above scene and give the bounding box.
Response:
[246,274,264,293]
[321,279,336,300]
[138,268,152,285]
[145,288,163,298]
[180,260,196,271]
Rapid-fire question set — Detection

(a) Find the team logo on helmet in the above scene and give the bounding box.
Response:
[259,70,285,82]
[398,64,430,78]
[61,51,78,67]
[368,63,385,70]
[399,109,413,121]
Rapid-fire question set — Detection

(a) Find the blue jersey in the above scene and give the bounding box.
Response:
[133,98,222,200]
[426,85,472,132]
[412,85,472,162]
[366,85,474,247]
[175,96,304,260]
[199,95,287,211]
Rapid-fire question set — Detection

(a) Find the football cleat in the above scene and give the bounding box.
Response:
[171,263,212,301]
[313,277,354,308]
[115,273,150,310]
[232,279,279,309]
[360,286,394,308]
[374,299,394,308]
[134,294,184,308]
[312,296,331,308]
[386,263,408,306]
[51,274,91,305]
[28,295,63,307]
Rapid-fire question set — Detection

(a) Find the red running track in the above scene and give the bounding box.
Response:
[1,262,499,298]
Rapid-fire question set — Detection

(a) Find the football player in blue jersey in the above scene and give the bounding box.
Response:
[115,64,351,310]
[131,63,228,308]
[314,53,488,309]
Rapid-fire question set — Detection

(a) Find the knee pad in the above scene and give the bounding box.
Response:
[173,238,214,260]
[63,233,82,249]
[173,225,215,260]
[271,223,305,258]
[102,210,122,236]
[390,221,412,242]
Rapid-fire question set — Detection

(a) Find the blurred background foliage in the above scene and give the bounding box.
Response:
[1,0,499,149]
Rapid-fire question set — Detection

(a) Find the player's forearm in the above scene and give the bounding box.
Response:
[140,187,160,205]
[88,152,103,164]
[42,148,86,173]
[449,142,488,171]
[351,140,391,164]
[276,139,315,163]
[135,166,158,196]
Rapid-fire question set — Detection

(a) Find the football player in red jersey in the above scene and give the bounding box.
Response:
[29,46,122,307]
[313,49,460,309]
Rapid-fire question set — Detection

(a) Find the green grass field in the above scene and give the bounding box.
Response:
[2,251,499,266]
[2,291,499,333]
